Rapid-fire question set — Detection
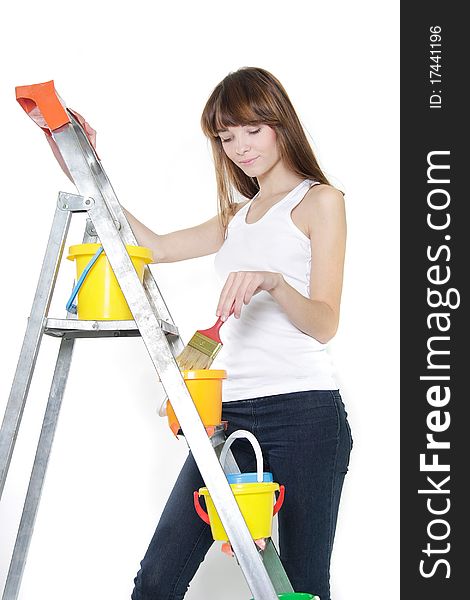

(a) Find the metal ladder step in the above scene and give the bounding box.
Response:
[44,317,178,339]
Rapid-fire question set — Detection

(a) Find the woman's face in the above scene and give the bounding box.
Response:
[217,124,281,178]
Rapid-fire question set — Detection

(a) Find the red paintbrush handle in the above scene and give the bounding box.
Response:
[199,318,224,340]
[199,305,235,343]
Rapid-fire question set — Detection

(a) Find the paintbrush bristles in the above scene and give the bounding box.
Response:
[176,345,214,370]
[176,331,223,371]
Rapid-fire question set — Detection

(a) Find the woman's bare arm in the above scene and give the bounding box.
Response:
[123,208,225,263]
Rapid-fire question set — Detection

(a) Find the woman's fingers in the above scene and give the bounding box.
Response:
[216,272,239,319]
[232,274,248,318]
[217,272,246,319]
[243,274,263,306]
[216,272,267,320]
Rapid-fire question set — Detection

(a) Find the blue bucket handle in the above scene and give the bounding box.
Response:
[66,246,104,314]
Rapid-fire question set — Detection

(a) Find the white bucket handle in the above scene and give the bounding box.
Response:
[219,430,264,483]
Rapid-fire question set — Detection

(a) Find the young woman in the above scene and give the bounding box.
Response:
[127,67,352,600]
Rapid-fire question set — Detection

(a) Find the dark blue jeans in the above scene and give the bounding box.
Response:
[131,390,352,600]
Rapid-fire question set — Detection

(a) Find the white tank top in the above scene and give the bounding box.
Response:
[212,178,338,402]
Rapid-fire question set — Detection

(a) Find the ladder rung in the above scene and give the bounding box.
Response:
[44,318,179,338]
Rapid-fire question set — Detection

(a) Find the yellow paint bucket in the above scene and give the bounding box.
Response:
[66,243,153,320]
[193,430,285,541]
[167,370,226,436]
[195,480,283,541]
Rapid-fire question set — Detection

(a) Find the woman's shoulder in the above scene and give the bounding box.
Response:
[302,183,345,213]
[306,182,345,200]
[293,183,346,236]
[298,182,345,211]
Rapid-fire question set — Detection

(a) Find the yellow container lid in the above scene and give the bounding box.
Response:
[67,243,153,262]
[182,370,227,380]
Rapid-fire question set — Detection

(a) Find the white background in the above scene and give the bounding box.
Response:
[0,1,399,598]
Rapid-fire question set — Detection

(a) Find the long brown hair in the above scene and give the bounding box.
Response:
[201,67,331,233]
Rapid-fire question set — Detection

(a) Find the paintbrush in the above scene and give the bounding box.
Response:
[176,306,234,371]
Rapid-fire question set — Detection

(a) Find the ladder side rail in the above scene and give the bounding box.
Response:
[84,195,278,600]
[67,116,184,357]
[8,94,279,598]
[260,542,295,594]
[2,212,99,600]
[2,337,75,600]
[47,119,277,599]
[0,204,71,498]
[53,116,184,363]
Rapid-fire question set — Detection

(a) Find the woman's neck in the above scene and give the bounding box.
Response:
[256,161,305,199]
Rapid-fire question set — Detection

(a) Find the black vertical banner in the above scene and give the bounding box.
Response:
[401,4,468,597]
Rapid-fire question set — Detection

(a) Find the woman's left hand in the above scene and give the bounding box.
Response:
[216,271,283,321]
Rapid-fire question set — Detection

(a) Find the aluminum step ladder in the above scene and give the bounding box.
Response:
[0,81,297,600]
